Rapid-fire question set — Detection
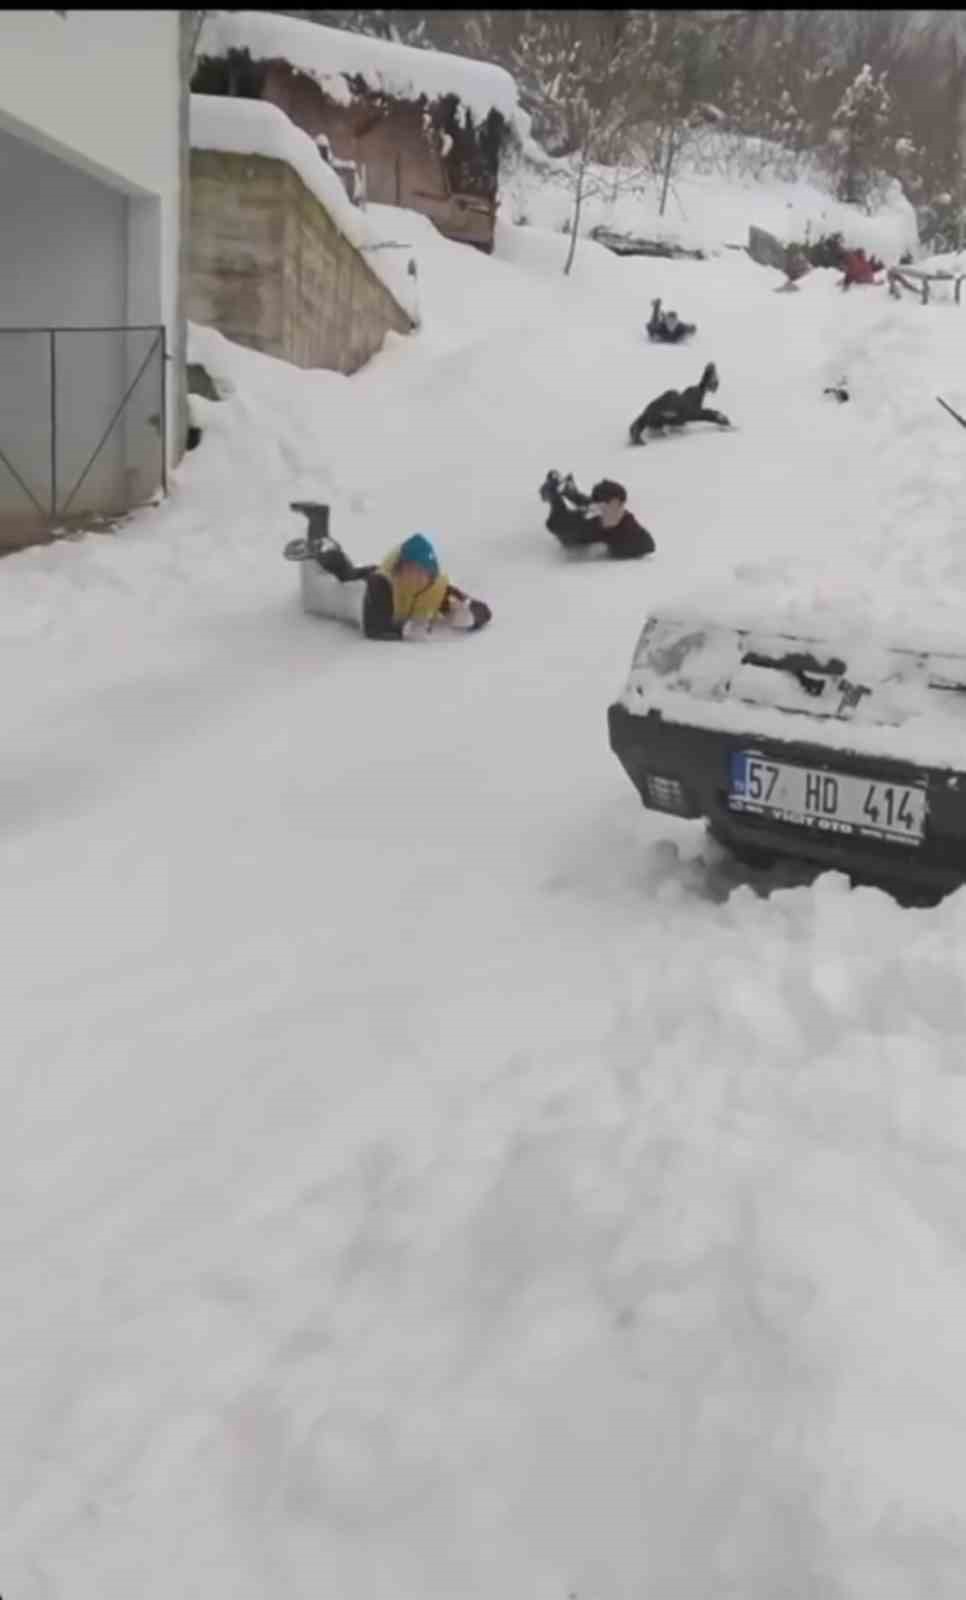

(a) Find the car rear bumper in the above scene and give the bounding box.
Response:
[608,702,966,891]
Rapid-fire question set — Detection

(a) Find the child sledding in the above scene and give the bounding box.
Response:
[646,297,697,343]
[539,473,655,560]
[839,247,884,291]
[284,503,491,641]
[628,362,732,445]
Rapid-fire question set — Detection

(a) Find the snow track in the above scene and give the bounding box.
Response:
[4,208,966,1599]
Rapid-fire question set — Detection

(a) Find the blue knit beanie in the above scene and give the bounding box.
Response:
[398,533,439,575]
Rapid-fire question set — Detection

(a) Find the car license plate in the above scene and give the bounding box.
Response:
[728,751,927,845]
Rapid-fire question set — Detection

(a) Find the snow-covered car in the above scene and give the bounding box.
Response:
[609,614,966,894]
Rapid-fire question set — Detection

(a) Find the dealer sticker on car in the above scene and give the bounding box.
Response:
[728,751,927,846]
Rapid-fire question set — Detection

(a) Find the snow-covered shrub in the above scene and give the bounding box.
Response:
[916,194,965,256]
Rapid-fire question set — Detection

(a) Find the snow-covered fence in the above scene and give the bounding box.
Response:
[589,226,704,261]
[887,266,966,306]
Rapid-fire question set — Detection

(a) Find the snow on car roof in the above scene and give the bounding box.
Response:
[198,10,522,130]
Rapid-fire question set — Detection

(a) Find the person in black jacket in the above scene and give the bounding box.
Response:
[539,472,656,560]
[646,297,697,343]
[629,361,731,444]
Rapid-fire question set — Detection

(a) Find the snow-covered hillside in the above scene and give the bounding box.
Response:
[6,185,966,1600]
[501,133,918,261]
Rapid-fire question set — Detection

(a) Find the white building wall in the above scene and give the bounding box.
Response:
[0,10,181,471]
[0,127,128,326]
[0,127,131,525]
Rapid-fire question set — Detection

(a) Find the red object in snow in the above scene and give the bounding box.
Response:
[841,247,883,288]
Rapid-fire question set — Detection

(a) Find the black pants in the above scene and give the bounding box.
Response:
[317,545,374,584]
[545,493,600,550]
[630,404,719,442]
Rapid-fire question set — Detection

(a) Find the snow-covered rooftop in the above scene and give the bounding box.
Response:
[197,10,522,130]
[190,94,419,322]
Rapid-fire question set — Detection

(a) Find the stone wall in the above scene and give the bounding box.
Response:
[188,148,413,374]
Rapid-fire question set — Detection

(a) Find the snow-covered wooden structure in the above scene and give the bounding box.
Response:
[193,12,523,254]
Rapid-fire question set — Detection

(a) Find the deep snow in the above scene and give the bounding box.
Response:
[5,183,966,1600]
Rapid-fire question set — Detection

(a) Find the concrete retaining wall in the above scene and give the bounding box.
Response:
[188,148,413,374]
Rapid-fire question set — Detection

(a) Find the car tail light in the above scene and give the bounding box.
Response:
[643,773,692,814]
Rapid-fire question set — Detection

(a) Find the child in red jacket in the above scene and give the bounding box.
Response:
[840,247,883,290]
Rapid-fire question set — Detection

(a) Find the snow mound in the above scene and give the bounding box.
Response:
[198,10,522,132]
[660,271,966,689]
[190,95,418,321]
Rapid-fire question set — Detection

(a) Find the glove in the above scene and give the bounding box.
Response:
[445,597,477,631]
[401,618,433,642]
[443,596,492,632]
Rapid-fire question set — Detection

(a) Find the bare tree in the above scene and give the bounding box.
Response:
[512,11,653,273]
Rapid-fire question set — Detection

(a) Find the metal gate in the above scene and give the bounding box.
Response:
[0,325,166,548]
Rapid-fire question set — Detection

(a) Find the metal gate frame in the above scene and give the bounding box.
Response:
[0,324,167,525]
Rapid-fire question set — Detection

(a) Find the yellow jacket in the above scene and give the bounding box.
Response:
[379,548,450,624]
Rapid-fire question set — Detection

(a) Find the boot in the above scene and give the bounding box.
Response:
[560,473,590,508]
